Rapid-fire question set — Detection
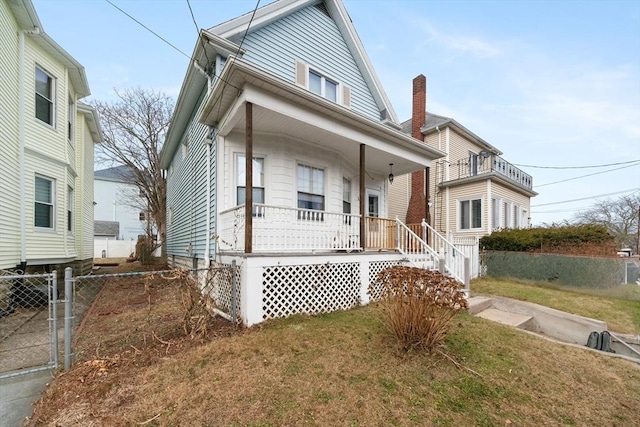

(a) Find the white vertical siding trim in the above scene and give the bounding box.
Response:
[486,179,492,234]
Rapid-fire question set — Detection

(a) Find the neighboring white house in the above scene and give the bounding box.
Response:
[94,165,146,241]
[0,0,102,275]
[160,0,467,326]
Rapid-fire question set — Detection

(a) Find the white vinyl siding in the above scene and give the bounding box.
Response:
[34,175,55,230]
[35,66,55,126]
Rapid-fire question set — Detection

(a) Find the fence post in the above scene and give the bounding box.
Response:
[464,257,471,296]
[438,257,446,275]
[231,260,237,326]
[64,267,73,370]
[51,270,59,369]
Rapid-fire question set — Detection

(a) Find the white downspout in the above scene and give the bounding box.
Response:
[203,66,213,266]
[19,27,41,267]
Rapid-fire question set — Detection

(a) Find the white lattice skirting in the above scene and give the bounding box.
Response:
[219,253,407,326]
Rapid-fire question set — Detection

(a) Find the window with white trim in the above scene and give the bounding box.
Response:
[309,70,338,102]
[35,66,55,126]
[342,177,351,214]
[35,176,54,229]
[297,164,325,212]
[236,155,265,205]
[68,95,74,143]
[460,198,482,230]
[504,201,511,228]
[514,204,521,228]
[67,187,73,232]
[492,198,500,229]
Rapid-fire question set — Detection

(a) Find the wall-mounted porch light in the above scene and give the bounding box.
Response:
[388,163,394,184]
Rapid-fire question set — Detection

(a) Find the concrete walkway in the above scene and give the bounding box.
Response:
[0,369,52,426]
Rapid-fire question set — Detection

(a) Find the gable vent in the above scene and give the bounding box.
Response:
[314,2,331,18]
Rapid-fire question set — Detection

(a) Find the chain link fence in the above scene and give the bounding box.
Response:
[0,270,57,378]
[69,265,238,367]
[0,263,239,377]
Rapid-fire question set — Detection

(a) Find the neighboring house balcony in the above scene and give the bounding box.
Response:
[445,153,534,193]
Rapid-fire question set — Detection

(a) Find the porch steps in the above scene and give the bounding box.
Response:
[475,308,535,329]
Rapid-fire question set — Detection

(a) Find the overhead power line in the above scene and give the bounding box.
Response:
[534,162,640,188]
[515,159,640,169]
[531,187,640,207]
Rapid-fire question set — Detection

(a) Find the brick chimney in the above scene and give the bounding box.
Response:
[406,75,427,224]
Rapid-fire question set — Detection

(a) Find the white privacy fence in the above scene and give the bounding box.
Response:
[94,239,136,258]
[218,204,361,252]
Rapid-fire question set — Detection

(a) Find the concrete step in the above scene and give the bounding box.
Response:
[476,308,535,329]
[467,296,493,315]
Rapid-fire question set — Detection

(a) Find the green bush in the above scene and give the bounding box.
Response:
[480,224,614,253]
[369,266,468,352]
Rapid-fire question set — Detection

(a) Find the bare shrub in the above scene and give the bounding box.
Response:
[164,269,217,340]
[370,266,468,352]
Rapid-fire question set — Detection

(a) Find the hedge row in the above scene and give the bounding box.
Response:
[479,224,615,253]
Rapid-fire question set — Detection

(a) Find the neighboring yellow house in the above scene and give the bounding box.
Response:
[0,0,102,274]
[389,76,537,240]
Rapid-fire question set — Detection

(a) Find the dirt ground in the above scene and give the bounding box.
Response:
[28,262,240,426]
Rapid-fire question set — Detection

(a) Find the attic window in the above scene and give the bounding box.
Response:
[295,60,351,108]
[314,2,331,18]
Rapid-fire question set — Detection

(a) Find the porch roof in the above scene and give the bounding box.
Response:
[199,58,445,176]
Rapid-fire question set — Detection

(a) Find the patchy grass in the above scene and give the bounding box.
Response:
[472,277,640,334]
[31,276,640,426]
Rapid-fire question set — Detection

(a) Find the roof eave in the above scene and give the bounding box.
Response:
[422,120,503,156]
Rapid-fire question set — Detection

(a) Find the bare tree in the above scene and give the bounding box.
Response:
[92,88,174,259]
[573,193,640,253]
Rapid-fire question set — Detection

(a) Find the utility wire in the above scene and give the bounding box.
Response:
[531,187,640,207]
[515,159,640,169]
[105,0,191,61]
[534,162,640,188]
[105,0,242,92]
[186,0,211,67]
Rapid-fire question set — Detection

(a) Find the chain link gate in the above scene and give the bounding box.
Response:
[0,270,59,379]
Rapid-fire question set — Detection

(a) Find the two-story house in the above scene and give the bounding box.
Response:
[0,0,102,274]
[160,0,473,325]
[389,75,537,241]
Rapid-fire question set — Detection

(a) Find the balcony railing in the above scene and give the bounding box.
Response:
[450,154,533,190]
[218,204,362,253]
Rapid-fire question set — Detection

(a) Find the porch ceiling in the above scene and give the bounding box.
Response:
[200,59,444,176]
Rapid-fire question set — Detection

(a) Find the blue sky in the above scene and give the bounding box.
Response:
[33,0,640,225]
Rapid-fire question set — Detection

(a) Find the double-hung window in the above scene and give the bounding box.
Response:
[460,198,482,230]
[308,70,338,102]
[35,66,55,126]
[68,95,74,143]
[514,205,521,228]
[34,176,54,229]
[342,178,351,214]
[236,155,265,205]
[298,164,324,220]
[504,202,511,228]
[492,198,500,230]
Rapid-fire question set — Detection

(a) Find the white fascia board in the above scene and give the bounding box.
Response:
[209,0,316,38]
[423,120,503,156]
[235,84,437,169]
[326,0,399,124]
[202,29,245,56]
[77,102,104,143]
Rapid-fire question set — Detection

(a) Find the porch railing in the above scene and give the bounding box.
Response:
[218,204,361,252]
[451,154,533,190]
[401,220,471,291]
[365,217,395,250]
[395,220,440,271]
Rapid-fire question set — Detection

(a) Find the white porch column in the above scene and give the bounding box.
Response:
[241,260,263,326]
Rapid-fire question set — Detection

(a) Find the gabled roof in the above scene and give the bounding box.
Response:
[94,220,119,237]
[401,112,503,156]
[95,165,136,183]
[208,0,399,124]
[7,0,90,98]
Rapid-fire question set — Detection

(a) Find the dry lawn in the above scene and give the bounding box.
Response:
[29,270,640,426]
